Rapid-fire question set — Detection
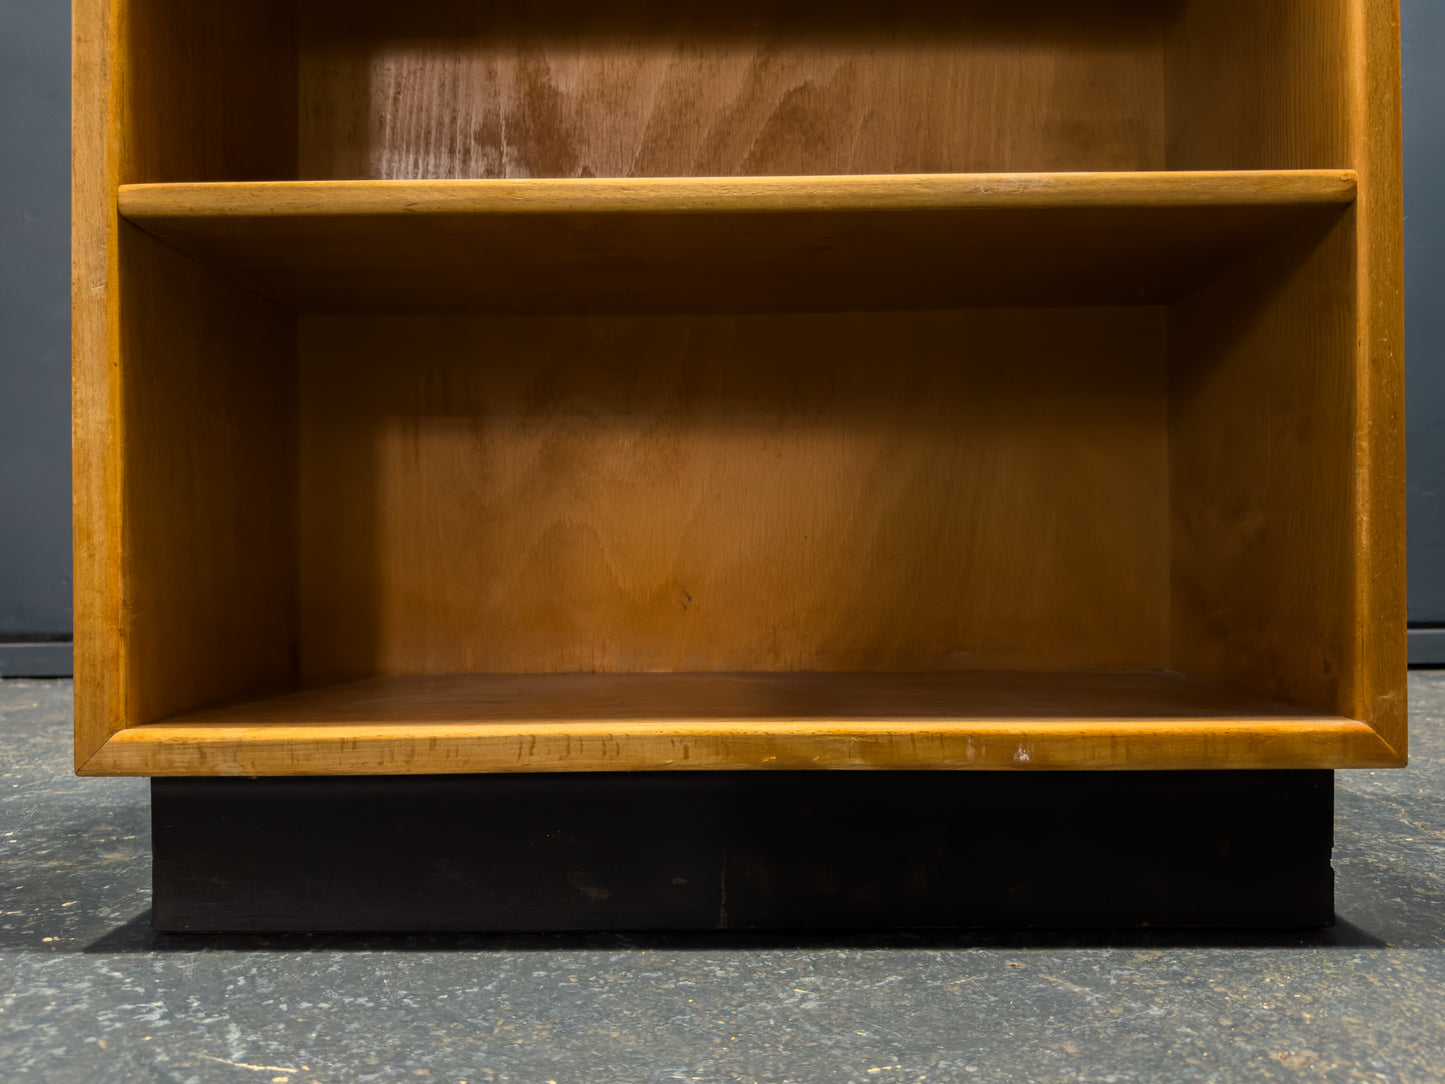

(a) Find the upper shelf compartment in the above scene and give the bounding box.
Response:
[118,171,1355,312]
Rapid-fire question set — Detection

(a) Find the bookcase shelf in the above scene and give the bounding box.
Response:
[84,671,1392,776]
[118,171,1356,311]
[73,0,1406,779]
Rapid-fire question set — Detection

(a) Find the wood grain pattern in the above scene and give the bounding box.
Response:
[72,0,126,766]
[1166,0,1350,171]
[116,0,296,183]
[117,227,299,731]
[299,0,1167,180]
[117,172,1358,312]
[1346,0,1407,757]
[1168,218,1357,720]
[77,671,1399,776]
[74,0,1407,775]
[1164,0,1406,761]
[72,0,300,771]
[298,308,1168,681]
[121,171,1360,217]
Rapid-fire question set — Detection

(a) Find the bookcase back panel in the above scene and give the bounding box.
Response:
[296,308,1168,681]
[297,0,1168,180]
[107,0,1366,184]
[104,0,1365,183]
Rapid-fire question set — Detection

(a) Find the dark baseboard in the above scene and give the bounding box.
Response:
[152,770,1334,933]
[1409,627,1445,667]
[0,640,73,678]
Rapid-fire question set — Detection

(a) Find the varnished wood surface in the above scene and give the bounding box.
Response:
[77,670,1399,776]
[298,0,1167,180]
[1163,0,1406,760]
[118,227,299,730]
[120,171,1358,217]
[118,0,296,184]
[117,171,1357,312]
[1166,0,1350,171]
[72,0,298,767]
[1169,219,1358,725]
[74,0,1407,775]
[72,0,127,766]
[298,308,1168,680]
[1347,0,1407,757]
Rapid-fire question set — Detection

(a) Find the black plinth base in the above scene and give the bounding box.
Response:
[151,770,1334,932]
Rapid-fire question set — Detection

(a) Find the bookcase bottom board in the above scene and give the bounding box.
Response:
[151,770,1334,932]
[90,671,1392,775]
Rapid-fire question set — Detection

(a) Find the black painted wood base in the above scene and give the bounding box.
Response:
[151,771,1335,932]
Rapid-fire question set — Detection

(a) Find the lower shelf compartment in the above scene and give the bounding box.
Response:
[80,670,1396,775]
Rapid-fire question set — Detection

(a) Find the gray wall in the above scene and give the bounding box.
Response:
[1405,0,1445,659]
[0,0,72,675]
[0,4,1442,673]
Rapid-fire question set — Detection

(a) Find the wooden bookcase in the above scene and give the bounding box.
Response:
[73,0,1406,778]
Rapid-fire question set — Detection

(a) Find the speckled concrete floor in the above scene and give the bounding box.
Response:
[1,678,1441,1084]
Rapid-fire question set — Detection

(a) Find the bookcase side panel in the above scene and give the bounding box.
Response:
[117,226,301,730]
[1166,0,1405,756]
[1347,0,1406,755]
[73,0,126,764]
[118,0,298,183]
[1167,217,1359,725]
[1165,0,1351,171]
[75,0,305,766]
